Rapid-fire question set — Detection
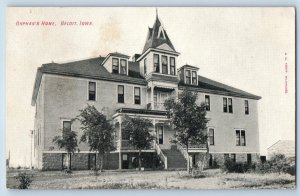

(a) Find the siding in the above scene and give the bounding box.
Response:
[43,74,147,151]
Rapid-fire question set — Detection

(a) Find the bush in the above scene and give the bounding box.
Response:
[222,159,254,173]
[255,154,295,175]
[255,162,272,173]
[15,172,33,189]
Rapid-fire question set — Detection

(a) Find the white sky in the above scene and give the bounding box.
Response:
[6,7,295,167]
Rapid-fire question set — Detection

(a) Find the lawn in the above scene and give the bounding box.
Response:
[6,169,295,189]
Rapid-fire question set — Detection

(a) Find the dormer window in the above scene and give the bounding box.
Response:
[120,59,127,75]
[186,70,191,84]
[154,54,160,73]
[112,58,119,74]
[162,55,168,74]
[192,71,197,85]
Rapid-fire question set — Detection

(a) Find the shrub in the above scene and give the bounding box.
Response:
[15,172,33,189]
[255,154,295,175]
[222,159,254,173]
[255,162,272,174]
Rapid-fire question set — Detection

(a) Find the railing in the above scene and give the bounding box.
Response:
[154,140,168,169]
[115,140,155,150]
[182,143,207,149]
[176,143,193,171]
[153,102,165,110]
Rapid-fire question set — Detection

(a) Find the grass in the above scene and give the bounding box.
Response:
[6,169,295,189]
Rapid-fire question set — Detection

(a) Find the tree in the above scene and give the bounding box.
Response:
[52,124,79,172]
[122,116,154,171]
[77,105,115,172]
[164,88,209,173]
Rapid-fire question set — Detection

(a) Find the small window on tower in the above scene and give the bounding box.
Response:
[170,57,175,75]
[154,54,160,73]
[162,55,168,74]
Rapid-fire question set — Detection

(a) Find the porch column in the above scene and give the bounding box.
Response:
[151,85,154,110]
[118,117,122,170]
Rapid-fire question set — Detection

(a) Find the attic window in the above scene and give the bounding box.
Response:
[112,58,119,74]
[120,59,127,75]
[192,71,197,85]
[157,26,166,39]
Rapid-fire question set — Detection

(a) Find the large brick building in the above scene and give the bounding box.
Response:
[31,14,261,170]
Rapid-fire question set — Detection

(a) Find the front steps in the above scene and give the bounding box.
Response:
[161,146,187,169]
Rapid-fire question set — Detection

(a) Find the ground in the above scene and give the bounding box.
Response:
[6,169,295,189]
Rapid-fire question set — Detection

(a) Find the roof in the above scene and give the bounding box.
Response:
[101,52,130,65]
[267,140,295,157]
[179,75,261,100]
[142,16,176,54]
[32,57,261,106]
[31,57,146,105]
[178,64,200,71]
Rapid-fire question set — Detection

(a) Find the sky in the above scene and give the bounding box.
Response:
[6,7,295,167]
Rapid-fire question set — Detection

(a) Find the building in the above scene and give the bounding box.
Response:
[31,14,261,170]
[267,140,295,159]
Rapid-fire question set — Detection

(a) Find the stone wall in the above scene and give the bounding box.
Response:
[42,153,63,170]
[42,152,119,171]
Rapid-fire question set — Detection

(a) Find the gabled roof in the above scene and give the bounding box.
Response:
[179,75,261,100]
[31,57,146,105]
[142,16,176,54]
[101,52,130,65]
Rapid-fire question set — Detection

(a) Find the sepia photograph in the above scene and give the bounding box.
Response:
[6,7,295,189]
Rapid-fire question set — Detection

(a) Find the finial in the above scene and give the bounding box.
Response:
[156,8,158,18]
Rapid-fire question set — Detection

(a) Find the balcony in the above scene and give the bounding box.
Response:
[115,140,155,150]
[147,101,166,111]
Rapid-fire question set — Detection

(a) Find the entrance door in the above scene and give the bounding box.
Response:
[88,153,96,170]
[122,154,129,169]
[157,126,164,144]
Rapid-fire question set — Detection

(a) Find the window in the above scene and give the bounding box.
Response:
[112,58,119,74]
[208,128,214,145]
[186,70,191,84]
[224,154,230,161]
[88,82,96,101]
[134,87,141,104]
[236,130,246,146]
[154,54,160,73]
[223,97,233,113]
[228,98,233,113]
[144,58,147,75]
[157,126,163,144]
[63,121,71,132]
[120,59,127,75]
[205,95,210,111]
[170,57,175,75]
[162,55,168,74]
[192,71,197,85]
[247,154,252,164]
[231,154,236,162]
[245,100,249,115]
[118,85,124,103]
[223,98,227,112]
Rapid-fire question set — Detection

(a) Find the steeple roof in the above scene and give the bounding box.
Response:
[142,15,176,54]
